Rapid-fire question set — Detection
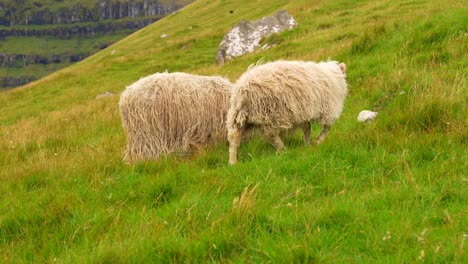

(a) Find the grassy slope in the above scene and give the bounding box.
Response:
[0,0,467,262]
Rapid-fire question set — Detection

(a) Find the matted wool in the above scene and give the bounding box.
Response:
[120,72,232,163]
[229,60,347,130]
[227,60,348,164]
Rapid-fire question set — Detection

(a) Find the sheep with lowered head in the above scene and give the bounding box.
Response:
[227,60,348,164]
[119,72,232,163]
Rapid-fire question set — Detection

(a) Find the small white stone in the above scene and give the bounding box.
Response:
[96,91,115,99]
[358,110,378,123]
[160,34,168,38]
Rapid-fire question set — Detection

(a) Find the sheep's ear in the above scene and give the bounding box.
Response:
[339,63,346,74]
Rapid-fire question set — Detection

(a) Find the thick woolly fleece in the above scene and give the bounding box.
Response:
[227,60,348,164]
[120,72,232,163]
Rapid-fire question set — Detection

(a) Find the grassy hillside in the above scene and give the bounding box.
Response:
[0,0,466,262]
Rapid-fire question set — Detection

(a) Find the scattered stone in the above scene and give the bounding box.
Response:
[216,10,297,64]
[96,91,115,99]
[357,110,378,123]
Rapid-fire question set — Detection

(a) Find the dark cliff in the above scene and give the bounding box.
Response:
[0,0,181,26]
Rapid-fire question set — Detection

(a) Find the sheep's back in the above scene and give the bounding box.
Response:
[231,61,347,129]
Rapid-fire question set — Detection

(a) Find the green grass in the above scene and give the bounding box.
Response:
[0,0,467,262]
[0,33,132,54]
[0,63,75,78]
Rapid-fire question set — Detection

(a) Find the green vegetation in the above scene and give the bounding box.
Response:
[0,33,130,56]
[0,0,466,262]
[0,63,73,79]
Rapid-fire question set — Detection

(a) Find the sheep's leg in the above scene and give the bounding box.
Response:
[302,123,311,145]
[315,125,331,144]
[264,129,285,152]
[228,127,244,165]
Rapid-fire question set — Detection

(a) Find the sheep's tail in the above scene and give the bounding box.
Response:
[227,98,248,130]
[234,107,248,127]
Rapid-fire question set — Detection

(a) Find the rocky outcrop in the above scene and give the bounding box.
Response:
[0,0,180,26]
[216,10,297,64]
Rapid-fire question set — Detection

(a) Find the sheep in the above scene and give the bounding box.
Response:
[119,72,232,163]
[226,60,348,164]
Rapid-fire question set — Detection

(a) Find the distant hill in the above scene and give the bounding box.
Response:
[0,0,193,89]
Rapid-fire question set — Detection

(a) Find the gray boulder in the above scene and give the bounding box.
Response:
[216,10,297,64]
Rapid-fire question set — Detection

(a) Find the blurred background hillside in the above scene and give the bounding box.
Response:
[0,0,193,89]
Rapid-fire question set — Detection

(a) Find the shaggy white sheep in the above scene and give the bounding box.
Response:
[226,60,348,164]
[119,72,232,163]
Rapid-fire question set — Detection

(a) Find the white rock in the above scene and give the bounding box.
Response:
[160,34,168,38]
[358,110,378,123]
[216,10,297,64]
